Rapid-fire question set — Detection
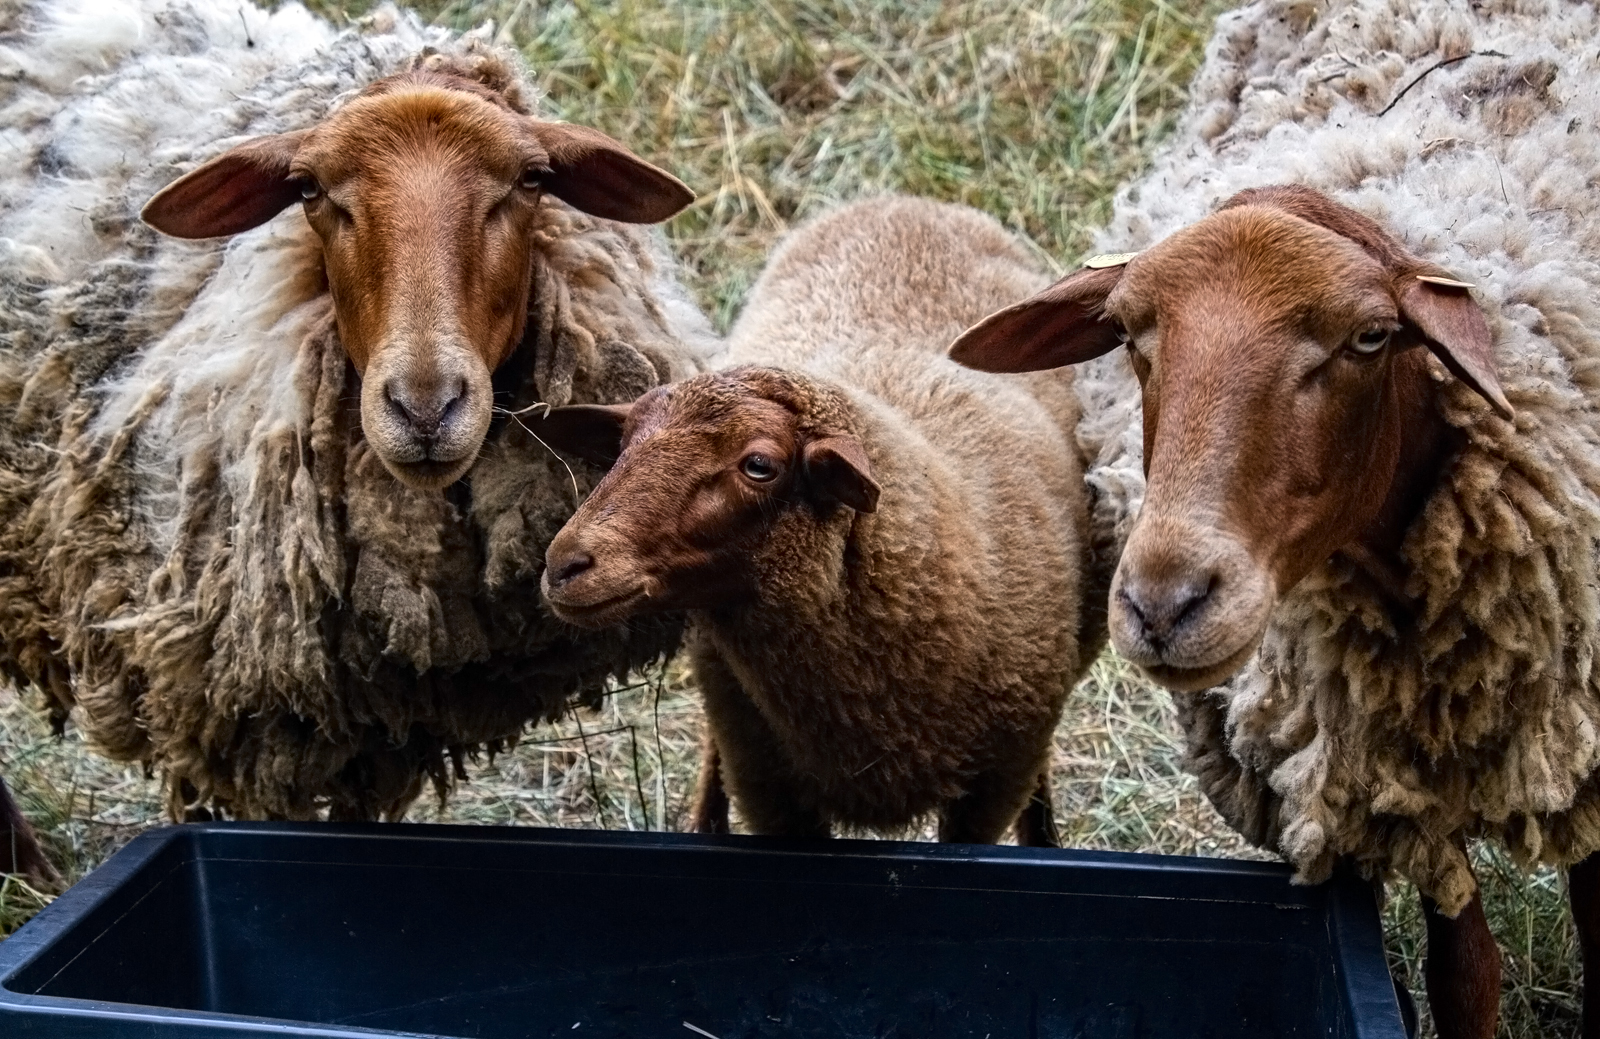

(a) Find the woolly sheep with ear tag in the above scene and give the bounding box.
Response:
[0,0,717,823]
[949,1,1600,1034]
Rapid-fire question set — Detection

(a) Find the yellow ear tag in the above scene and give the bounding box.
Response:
[1083,252,1138,269]
[1417,274,1474,289]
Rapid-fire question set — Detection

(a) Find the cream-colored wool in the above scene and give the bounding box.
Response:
[1074,0,1600,913]
[697,196,1100,838]
[0,0,718,819]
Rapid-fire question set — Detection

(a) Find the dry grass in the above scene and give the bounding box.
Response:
[0,1,1582,1036]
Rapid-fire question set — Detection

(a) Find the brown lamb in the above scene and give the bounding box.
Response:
[534,195,1104,843]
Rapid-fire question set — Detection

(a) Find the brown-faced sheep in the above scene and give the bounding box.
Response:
[0,0,717,823]
[536,196,1102,844]
[949,0,1600,1030]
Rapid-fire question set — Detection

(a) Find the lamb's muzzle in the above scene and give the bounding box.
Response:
[140,73,694,490]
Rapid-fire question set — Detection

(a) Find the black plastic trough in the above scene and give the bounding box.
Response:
[0,822,1407,1038]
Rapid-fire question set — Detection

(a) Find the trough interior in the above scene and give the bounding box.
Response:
[5,827,1361,1038]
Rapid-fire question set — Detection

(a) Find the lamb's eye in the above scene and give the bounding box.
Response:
[518,167,548,192]
[740,454,778,482]
[1350,327,1393,355]
[299,178,322,201]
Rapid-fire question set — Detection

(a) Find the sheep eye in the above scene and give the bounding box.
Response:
[518,167,548,192]
[1123,333,1151,375]
[740,454,778,482]
[1350,328,1392,355]
[299,178,322,202]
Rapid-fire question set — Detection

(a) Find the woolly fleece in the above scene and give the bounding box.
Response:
[1075,0,1600,912]
[0,0,718,820]
[696,196,1100,838]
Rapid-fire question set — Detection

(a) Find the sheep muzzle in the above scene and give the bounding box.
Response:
[1110,515,1274,693]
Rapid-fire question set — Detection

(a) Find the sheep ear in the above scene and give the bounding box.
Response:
[804,435,879,514]
[532,403,634,467]
[1400,277,1514,421]
[141,131,310,239]
[947,263,1127,373]
[529,121,694,225]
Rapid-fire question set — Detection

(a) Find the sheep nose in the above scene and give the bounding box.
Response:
[385,379,466,439]
[546,552,595,589]
[1118,571,1215,647]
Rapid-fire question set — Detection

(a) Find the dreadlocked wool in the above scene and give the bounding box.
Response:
[1072,0,1600,914]
[0,0,718,820]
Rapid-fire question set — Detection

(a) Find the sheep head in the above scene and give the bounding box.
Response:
[141,69,694,491]
[949,185,1511,693]
[536,367,879,629]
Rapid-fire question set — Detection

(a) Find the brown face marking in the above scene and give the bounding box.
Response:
[538,369,878,628]
[292,87,548,488]
[141,70,694,490]
[947,185,1503,691]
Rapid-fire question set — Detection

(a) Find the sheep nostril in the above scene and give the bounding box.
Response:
[549,553,595,588]
[1120,572,1216,645]
[436,379,467,428]
[385,380,465,440]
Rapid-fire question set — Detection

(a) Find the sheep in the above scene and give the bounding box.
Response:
[0,0,719,823]
[0,778,53,884]
[947,0,1600,1034]
[533,195,1102,844]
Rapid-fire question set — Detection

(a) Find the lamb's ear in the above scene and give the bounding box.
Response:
[529,121,694,225]
[948,263,1128,373]
[532,403,634,467]
[141,131,310,239]
[804,435,880,514]
[1400,277,1514,421]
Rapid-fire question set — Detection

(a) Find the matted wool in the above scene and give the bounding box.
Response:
[0,0,718,820]
[1074,0,1600,913]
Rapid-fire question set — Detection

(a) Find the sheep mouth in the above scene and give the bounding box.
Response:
[384,455,475,490]
[546,585,651,628]
[1134,636,1261,694]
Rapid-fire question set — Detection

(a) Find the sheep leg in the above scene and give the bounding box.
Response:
[1422,888,1500,1039]
[0,775,57,885]
[688,726,730,834]
[692,649,828,838]
[939,754,1047,845]
[1014,771,1058,848]
[1568,852,1600,1038]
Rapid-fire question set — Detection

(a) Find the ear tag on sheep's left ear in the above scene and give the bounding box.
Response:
[1400,276,1514,422]
[1083,252,1138,269]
